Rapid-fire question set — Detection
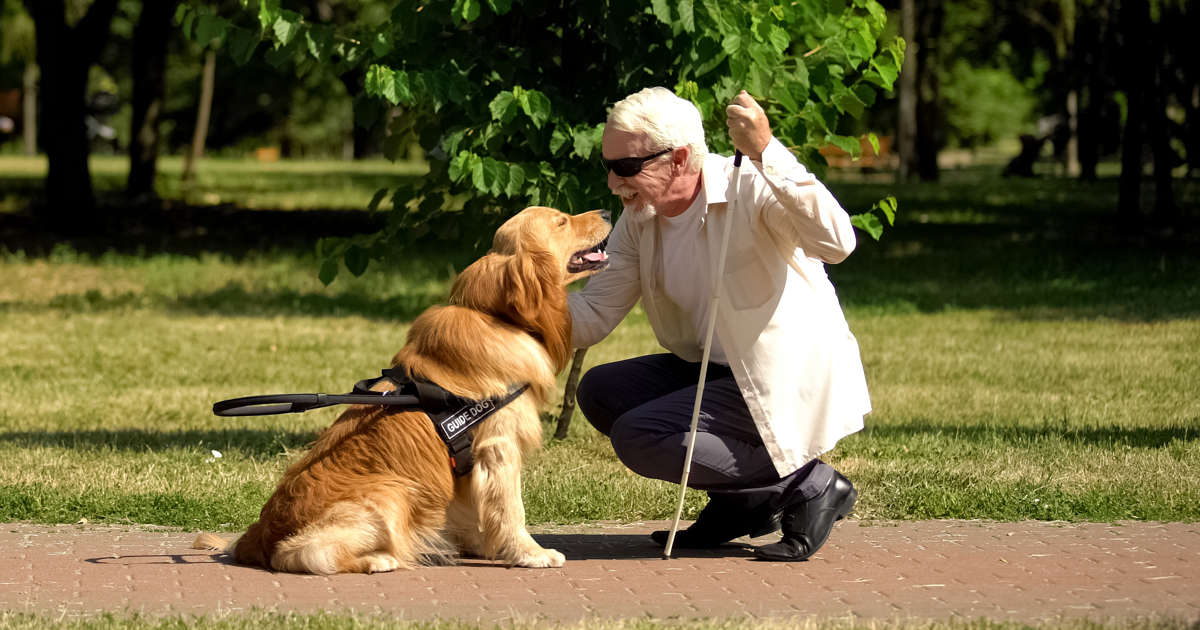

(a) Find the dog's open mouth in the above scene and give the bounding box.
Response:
[568,237,609,273]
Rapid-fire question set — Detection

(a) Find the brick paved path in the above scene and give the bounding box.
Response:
[2,520,1197,625]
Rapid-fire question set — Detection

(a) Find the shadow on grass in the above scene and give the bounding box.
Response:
[854,420,1196,450]
[831,220,1200,321]
[0,427,320,458]
[0,282,448,322]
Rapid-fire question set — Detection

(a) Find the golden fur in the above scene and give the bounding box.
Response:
[194,206,610,574]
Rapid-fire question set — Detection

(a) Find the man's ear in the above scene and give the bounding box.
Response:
[672,146,690,170]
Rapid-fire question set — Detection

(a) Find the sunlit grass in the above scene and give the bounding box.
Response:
[2,159,1198,528]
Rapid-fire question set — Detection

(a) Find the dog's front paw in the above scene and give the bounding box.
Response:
[514,547,565,568]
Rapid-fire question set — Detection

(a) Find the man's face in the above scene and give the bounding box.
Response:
[601,127,675,219]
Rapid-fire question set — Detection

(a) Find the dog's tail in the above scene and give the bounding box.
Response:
[192,532,231,552]
[193,525,270,568]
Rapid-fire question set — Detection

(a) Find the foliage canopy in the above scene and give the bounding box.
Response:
[179,0,903,281]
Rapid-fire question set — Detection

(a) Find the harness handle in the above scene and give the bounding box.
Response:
[212,393,421,416]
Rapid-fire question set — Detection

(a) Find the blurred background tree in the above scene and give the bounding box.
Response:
[0,0,1194,232]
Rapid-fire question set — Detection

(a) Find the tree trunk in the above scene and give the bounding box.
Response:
[1147,27,1175,224]
[22,0,119,225]
[22,61,36,156]
[1074,3,1109,182]
[897,0,918,182]
[1117,0,1149,222]
[914,0,943,182]
[182,48,216,183]
[127,0,180,199]
[554,348,588,440]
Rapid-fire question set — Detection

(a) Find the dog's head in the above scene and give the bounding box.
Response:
[449,207,611,371]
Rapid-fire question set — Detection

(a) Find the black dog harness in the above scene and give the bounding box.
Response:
[212,367,529,476]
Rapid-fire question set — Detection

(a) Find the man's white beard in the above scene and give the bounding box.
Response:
[628,200,657,223]
[615,186,657,223]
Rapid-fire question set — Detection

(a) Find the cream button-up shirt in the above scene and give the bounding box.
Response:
[568,138,871,477]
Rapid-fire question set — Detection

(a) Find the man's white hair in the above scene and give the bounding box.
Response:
[607,87,707,173]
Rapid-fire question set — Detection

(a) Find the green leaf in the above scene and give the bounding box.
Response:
[470,154,487,193]
[678,0,695,32]
[365,65,394,102]
[318,257,339,286]
[371,32,390,58]
[452,0,482,23]
[389,70,413,106]
[483,158,507,196]
[650,0,672,26]
[305,24,333,62]
[832,87,867,118]
[448,151,470,181]
[226,27,258,66]
[505,163,526,198]
[519,90,552,129]
[257,0,281,31]
[273,11,303,47]
[721,32,742,56]
[489,91,519,124]
[549,126,570,155]
[768,25,790,53]
[344,245,370,277]
[866,132,880,157]
[873,195,897,225]
[486,0,514,15]
[850,213,883,240]
[195,14,229,46]
[572,127,596,160]
[827,133,860,156]
[367,187,390,212]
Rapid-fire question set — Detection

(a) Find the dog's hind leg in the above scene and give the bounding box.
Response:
[469,438,565,568]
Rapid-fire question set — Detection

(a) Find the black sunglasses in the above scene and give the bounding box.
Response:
[603,148,673,177]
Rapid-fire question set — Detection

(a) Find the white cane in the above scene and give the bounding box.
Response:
[663,150,743,559]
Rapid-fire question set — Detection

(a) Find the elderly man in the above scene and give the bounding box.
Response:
[568,87,870,561]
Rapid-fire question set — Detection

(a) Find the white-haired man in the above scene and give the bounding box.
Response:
[568,87,870,561]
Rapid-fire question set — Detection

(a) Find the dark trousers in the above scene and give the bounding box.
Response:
[576,353,835,511]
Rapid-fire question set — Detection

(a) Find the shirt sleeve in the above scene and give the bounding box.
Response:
[750,137,857,264]
[567,211,642,348]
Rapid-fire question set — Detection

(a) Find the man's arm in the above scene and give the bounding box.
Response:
[726,91,856,263]
[752,140,857,264]
[567,212,642,348]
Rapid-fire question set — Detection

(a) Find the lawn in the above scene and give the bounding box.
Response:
[0,156,1197,533]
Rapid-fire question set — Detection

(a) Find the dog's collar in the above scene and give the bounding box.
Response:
[354,367,528,476]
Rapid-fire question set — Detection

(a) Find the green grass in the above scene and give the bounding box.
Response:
[0,157,1198,530]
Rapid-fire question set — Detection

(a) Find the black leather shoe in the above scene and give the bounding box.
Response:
[651,496,782,548]
[753,473,856,561]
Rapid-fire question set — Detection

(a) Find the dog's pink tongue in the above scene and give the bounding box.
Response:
[583,251,608,262]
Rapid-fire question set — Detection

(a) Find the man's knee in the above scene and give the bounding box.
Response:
[610,415,678,482]
[576,365,615,436]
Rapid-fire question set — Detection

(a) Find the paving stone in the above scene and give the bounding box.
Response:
[0,520,1197,624]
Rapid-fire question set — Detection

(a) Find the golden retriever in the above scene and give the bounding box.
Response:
[194,206,610,573]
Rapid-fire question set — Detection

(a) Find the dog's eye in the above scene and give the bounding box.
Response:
[557,217,568,227]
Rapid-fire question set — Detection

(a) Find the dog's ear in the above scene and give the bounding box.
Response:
[450,249,571,372]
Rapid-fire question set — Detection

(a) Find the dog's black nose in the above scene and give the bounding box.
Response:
[598,209,612,223]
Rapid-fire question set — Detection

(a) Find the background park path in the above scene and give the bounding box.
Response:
[2,520,1197,625]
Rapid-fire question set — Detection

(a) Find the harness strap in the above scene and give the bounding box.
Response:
[214,366,528,476]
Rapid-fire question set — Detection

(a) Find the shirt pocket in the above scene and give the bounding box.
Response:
[722,246,774,310]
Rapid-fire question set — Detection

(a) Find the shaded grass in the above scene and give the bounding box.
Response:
[0,166,1198,529]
